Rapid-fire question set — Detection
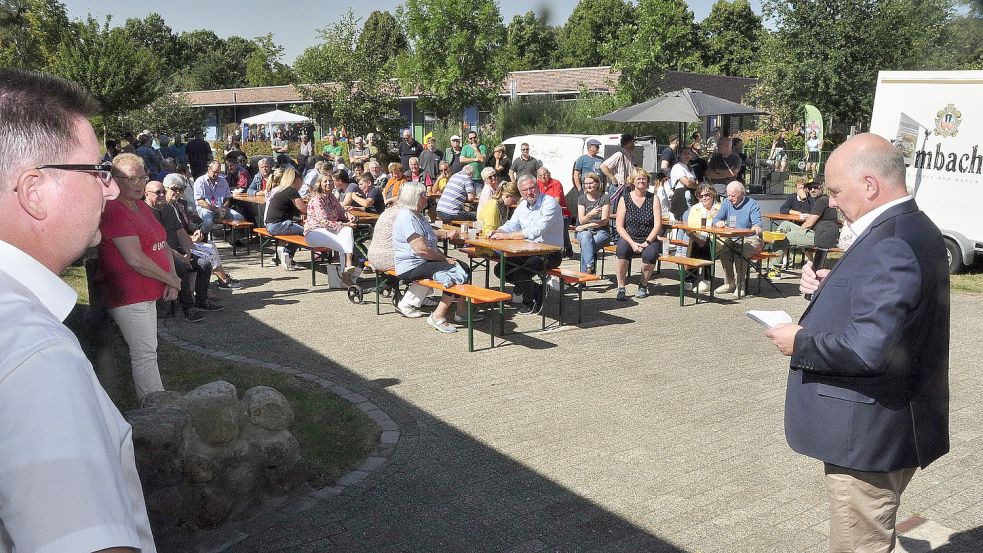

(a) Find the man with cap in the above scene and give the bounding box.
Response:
[444,134,464,173]
[348,136,370,167]
[573,138,605,193]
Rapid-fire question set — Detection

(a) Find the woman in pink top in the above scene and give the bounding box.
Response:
[304,174,357,285]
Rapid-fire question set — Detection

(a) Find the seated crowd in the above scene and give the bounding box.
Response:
[98,128,841,346]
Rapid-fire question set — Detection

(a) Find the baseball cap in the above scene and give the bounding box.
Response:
[450,135,461,142]
[586,139,601,147]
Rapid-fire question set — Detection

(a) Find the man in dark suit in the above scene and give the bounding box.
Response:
[765,134,949,552]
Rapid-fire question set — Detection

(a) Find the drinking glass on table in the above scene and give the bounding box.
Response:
[728,215,737,228]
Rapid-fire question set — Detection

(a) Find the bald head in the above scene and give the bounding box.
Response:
[824,133,909,223]
[725,180,745,205]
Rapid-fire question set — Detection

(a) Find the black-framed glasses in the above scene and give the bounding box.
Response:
[115,174,149,185]
[35,163,113,187]
[148,190,166,196]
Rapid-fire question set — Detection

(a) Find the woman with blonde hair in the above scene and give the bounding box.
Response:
[475,166,499,213]
[614,167,662,301]
[304,174,358,285]
[477,181,519,233]
[382,161,406,206]
[487,143,511,182]
[264,166,307,270]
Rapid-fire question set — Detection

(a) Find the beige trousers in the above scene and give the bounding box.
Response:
[825,463,917,553]
[108,300,165,400]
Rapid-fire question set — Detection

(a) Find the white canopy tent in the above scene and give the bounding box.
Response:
[240,109,310,126]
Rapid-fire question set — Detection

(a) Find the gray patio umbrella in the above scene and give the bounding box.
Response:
[597,88,767,123]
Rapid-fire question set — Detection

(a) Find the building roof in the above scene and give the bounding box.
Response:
[179,67,621,108]
[502,66,619,96]
[656,71,759,104]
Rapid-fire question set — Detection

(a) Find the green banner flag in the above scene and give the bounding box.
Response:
[803,104,824,150]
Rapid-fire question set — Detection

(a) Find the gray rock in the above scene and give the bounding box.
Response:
[126,405,188,452]
[192,486,232,528]
[241,386,294,431]
[216,437,259,468]
[250,428,299,467]
[183,453,219,483]
[144,485,183,528]
[221,462,258,497]
[265,454,308,494]
[180,381,240,445]
[139,390,183,409]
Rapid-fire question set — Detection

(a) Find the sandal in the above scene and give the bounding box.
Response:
[426,314,457,334]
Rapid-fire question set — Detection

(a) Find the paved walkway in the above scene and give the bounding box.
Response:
[166,246,983,552]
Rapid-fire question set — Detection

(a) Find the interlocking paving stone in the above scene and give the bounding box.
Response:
[164,245,983,552]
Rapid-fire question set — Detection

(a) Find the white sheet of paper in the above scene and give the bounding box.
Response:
[745,309,794,328]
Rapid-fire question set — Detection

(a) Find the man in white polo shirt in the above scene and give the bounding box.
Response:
[0,69,157,552]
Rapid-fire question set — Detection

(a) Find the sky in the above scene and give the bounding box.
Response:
[63,0,763,64]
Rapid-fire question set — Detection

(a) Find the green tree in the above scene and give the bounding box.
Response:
[172,30,258,90]
[126,93,204,137]
[699,0,764,77]
[50,17,160,119]
[504,11,558,71]
[397,0,509,114]
[616,0,701,103]
[358,10,408,69]
[556,0,634,68]
[245,33,295,87]
[121,13,180,75]
[295,10,402,141]
[948,1,983,68]
[754,0,955,127]
[0,0,72,70]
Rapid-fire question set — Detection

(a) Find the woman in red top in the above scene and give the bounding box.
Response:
[536,166,574,258]
[98,154,182,400]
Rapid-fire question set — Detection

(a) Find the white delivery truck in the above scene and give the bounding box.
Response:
[869,70,983,273]
[501,134,659,196]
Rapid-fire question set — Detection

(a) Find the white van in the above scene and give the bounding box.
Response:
[869,70,983,273]
[502,134,659,196]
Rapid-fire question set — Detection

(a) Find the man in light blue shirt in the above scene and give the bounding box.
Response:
[712,180,764,298]
[489,175,564,314]
[193,160,244,237]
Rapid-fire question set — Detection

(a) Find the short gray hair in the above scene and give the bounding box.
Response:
[396,180,427,211]
[480,167,496,180]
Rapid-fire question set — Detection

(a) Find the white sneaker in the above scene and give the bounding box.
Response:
[714,283,735,294]
[697,280,711,294]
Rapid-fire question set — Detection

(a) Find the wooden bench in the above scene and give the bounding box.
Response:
[254,227,334,287]
[459,246,497,288]
[546,268,602,326]
[746,251,783,295]
[658,255,714,306]
[220,219,254,256]
[380,269,512,352]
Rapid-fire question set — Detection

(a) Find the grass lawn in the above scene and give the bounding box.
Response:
[951,258,983,295]
[61,264,379,489]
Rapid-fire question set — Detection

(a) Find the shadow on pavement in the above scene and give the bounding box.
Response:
[165,280,689,553]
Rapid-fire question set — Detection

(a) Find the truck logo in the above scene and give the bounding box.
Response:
[933,104,961,137]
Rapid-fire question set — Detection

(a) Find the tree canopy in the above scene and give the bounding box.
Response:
[246,33,296,87]
[754,0,957,127]
[0,0,71,69]
[50,16,160,118]
[699,0,763,78]
[397,0,509,114]
[556,0,634,69]
[358,10,408,70]
[504,11,558,71]
[294,10,402,142]
[617,0,701,103]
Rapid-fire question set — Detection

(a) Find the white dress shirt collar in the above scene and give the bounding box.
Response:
[846,195,912,240]
[0,240,78,322]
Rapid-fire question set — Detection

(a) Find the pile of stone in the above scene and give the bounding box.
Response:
[125,381,307,538]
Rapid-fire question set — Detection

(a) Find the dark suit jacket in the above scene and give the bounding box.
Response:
[785,199,950,472]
